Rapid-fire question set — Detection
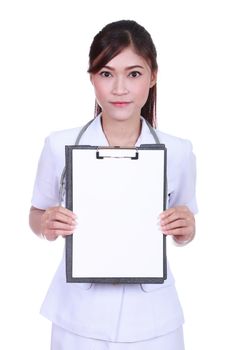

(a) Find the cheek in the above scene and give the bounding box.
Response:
[93,82,108,102]
[136,83,151,105]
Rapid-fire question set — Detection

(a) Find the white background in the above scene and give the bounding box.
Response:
[0,0,232,349]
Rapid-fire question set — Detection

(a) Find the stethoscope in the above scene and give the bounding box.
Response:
[59,117,161,205]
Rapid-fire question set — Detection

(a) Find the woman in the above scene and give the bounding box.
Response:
[29,19,197,349]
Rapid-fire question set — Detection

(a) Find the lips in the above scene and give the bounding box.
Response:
[110,101,131,107]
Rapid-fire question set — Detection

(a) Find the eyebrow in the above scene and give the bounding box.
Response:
[102,65,145,71]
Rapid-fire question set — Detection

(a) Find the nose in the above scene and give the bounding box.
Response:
[112,76,128,95]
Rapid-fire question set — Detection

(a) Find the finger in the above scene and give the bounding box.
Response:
[160,207,191,225]
[45,207,77,225]
[163,226,193,237]
[160,212,181,226]
[161,219,187,231]
[160,206,190,217]
[46,206,76,220]
[42,221,76,238]
[48,211,77,225]
[160,207,176,219]
[56,206,77,219]
[46,220,76,231]
[41,216,77,240]
[43,228,74,240]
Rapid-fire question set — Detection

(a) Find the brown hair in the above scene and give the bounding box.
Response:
[88,20,158,127]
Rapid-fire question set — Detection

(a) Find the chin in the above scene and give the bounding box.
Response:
[105,110,137,123]
[113,115,132,122]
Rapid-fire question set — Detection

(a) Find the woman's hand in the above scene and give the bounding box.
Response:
[40,206,77,241]
[29,205,76,241]
[160,206,195,245]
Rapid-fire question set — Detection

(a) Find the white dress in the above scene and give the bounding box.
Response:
[31,116,197,347]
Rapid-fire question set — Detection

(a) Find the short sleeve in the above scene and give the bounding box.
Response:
[31,136,60,209]
[168,140,198,214]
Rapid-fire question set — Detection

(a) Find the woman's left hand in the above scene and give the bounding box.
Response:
[160,206,195,244]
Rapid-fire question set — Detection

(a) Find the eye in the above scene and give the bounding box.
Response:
[129,71,142,78]
[99,71,112,78]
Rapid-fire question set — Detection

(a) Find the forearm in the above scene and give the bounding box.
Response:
[29,206,45,237]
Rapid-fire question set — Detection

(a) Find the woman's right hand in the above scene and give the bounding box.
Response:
[41,206,77,241]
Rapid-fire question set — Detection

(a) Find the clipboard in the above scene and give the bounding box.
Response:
[65,144,167,284]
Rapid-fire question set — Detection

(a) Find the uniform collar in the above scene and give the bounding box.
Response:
[79,115,155,146]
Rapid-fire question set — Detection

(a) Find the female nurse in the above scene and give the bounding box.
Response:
[29,19,197,349]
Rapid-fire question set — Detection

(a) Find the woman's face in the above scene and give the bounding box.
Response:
[90,46,156,123]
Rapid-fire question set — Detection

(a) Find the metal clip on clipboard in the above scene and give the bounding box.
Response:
[96,147,139,160]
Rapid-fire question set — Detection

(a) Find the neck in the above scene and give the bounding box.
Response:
[101,115,142,147]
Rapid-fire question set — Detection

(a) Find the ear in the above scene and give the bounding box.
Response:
[150,70,157,88]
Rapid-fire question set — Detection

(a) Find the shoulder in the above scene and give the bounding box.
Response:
[48,127,82,145]
[156,129,193,151]
[155,129,195,168]
[44,127,82,156]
